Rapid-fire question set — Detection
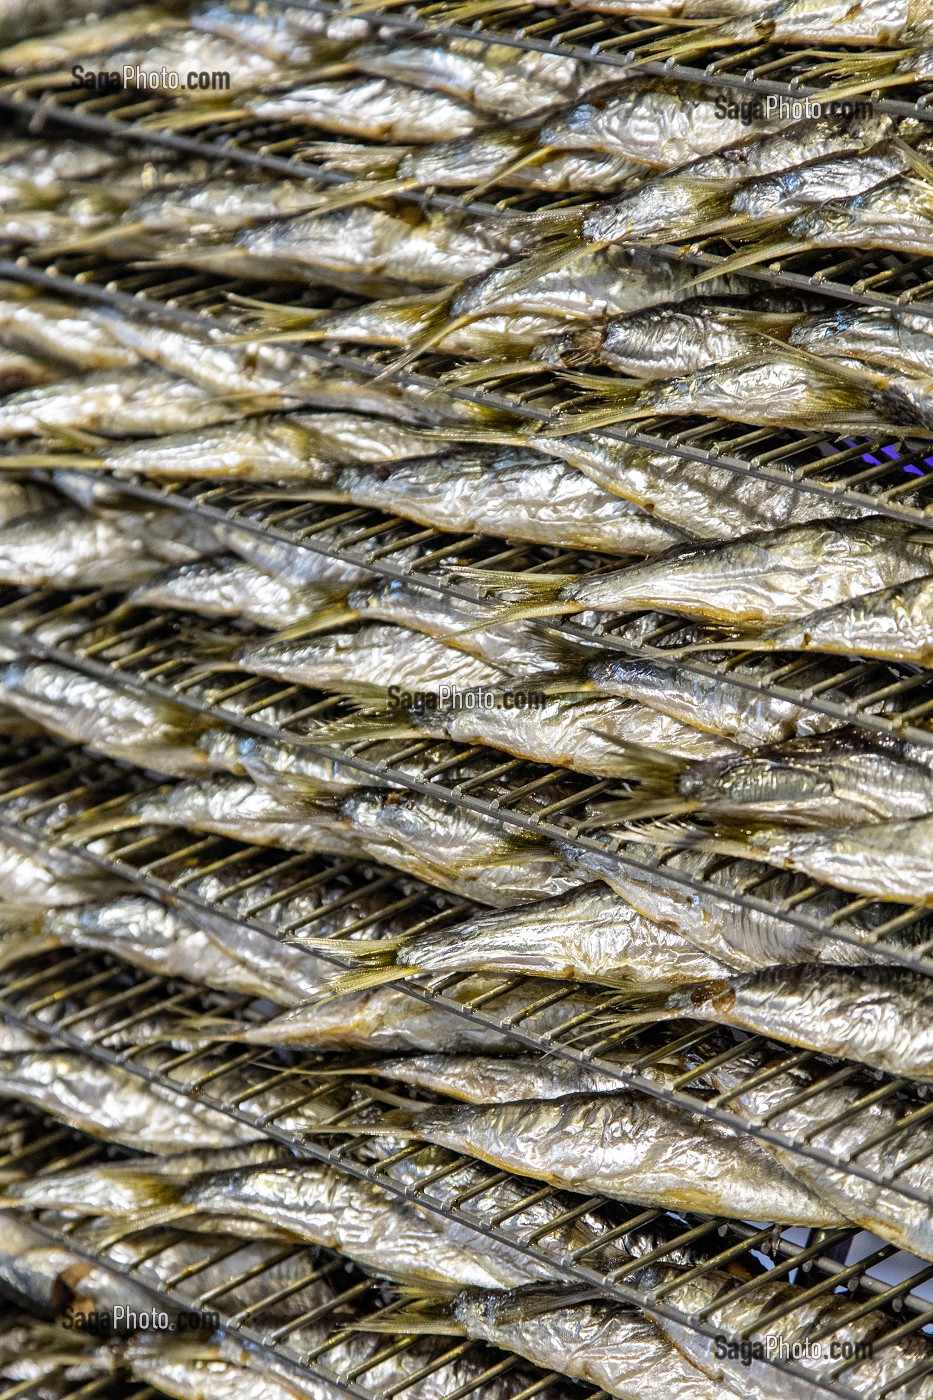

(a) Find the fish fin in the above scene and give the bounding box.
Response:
[686,238,810,288]
[892,136,933,187]
[490,1284,606,1324]
[36,219,147,257]
[586,984,683,1032]
[0,452,105,470]
[314,713,420,745]
[346,1300,463,1337]
[442,358,544,387]
[296,176,420,218]
[320,964,424,996]
[286,932,409,958]
[226,292,329,325]
[134,105,252,132]
[246,603,360,646]
[380,308,478,376]
[0,925,60,970]
[464,141,548,200]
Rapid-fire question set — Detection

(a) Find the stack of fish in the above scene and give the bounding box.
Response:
[2,0,933,1397]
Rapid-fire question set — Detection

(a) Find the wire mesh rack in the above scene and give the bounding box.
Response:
[3,728,933,1305]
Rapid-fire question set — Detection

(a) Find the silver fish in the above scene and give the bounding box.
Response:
[761,572,933,664]
[440,1284,732,1400]
[540,78,775,167]
[360,1052,632,1102]
[130,556,337,630]
[397,131,643,195]
[507,517,933,627]
[0,141,120,202]
[0,365,244,439]
[40,893,327,1006]
[710,811,933,906]
[0,503,214,588]
[614,962,933,1080]
[0,346,59,391]
[0,1314,115,1381]
[790,304,933,379]
[332,448,691,555]
[0,832,110,906]
[0,661,215,778]
[248,76,486,142]
[237,624,510,696]
[785,175,933,258]
[536,296,801,377]
[383,1091,843,1224]
[354,38,605,122]
[561,839,907,968]
[192,0,372,61]
[326,879,732,988]
[677,724,933,826]
[729,143,913,225]
[0,1050,261,1151]
[706,1044,933,1259]
[0,3,170,74]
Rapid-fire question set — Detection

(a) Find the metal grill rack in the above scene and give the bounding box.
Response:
[4,994,933,1400]
[3,733,933,1289]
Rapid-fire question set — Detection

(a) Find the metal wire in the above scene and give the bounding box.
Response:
[2,735,933,1262]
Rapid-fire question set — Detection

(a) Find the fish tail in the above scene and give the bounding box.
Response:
[589,985,681,1031]
[443,358,544,386]
[135,104,251,131]
[686,238,810,287]
[640,24,728,60]
[320,964,424,996]
[464,142,554,201]
[893,136,933,186]
[226,293,328,325]
[37,220,147,256]
[346,1298,463,1336]
[490,1284,605,1324]
[286,931,408,957]
[315,713,420,745]
[0,452,105,470]
[465,599,579,630]
[298,176,421,219]
[246,604,360,647]
[380,309,476,377]
[61,808,145,842]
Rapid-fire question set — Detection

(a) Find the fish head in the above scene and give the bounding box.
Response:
[532,324,604,369]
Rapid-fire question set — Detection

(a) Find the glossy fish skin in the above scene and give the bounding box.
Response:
[790,305,933,379]
[114,175,333,240]
[345,880,732,987]
[450,1284,729,1400]
[0,365,242,439]
[558,517,933,627]
[0,140,120,202]
[353,38,605,122]
[632,963,933,1080]
[365,1052,630,1102]
[389,1091,843,1225]
[398,133,642,195]
[334,449,691,556]
[561,840,905,968]
[680,724,933,826]
[536,298,801,378]
[102,411,435,484]
[789,176,933,257]
[0,4,171,74]
[730,144,912,224]
[0,1213,159,1324]
[332,576,586,677]
[237,624,510,697]
[452,243,745,322]
[707,1045,933,1260]
[227,979,611,1055]
[580,653,843,747]
[41,894,322,1006]
[533,431,869,537]
[0,661,213,778]
[582,112,895,243]
[0,833,109,907]
[0,503,215,589]
[236,204,565,290]
[0,285,137,370]
[541,78,772,167]
[129,556,336,631]
[718,812,933,906]
[0,1050,260,1152]
[764,573,933,664]
[151,1160,586,1290]
[249,76,487,142]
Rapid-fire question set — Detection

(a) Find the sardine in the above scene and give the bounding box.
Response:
[435,1284,733,1400]
[760,572,933,664]
[728,143,913,226]
[0,3,171,74]
[0,0,144,46]
[381,1091,843,1224]
[0,660,215,777]
[0,365,245,439]
[0,1314,115,1381]
[361,1052,632,1102]
[325,879,732,988]
[0,1050,261,1151]
[706,1043,933,1259]
[708,811,933,906]
[397,132,643,195]
[237,624,510,696]
[535,297,802,377]
[560,839,911,968]
[614,962,933,1080]
[324,690,739,776]
[540,78,775,167]
[757,175,933,263]
[248,75,487,142]
[790,304,933,378]
[234,203,576,290]
[0,141,120,202]
[353,38,605,122]
[130,556,340,630]
[0,503,214,588]
[0,832,111,906]
[193,0,372,61]
[0,346,59,391]
[676,724,933,826]
[96,411,434,484]
[332,448,691,555]
[40,893,327,1006]
[496,517,933,628]
[529,431,870,537]
[672,0,933,48]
